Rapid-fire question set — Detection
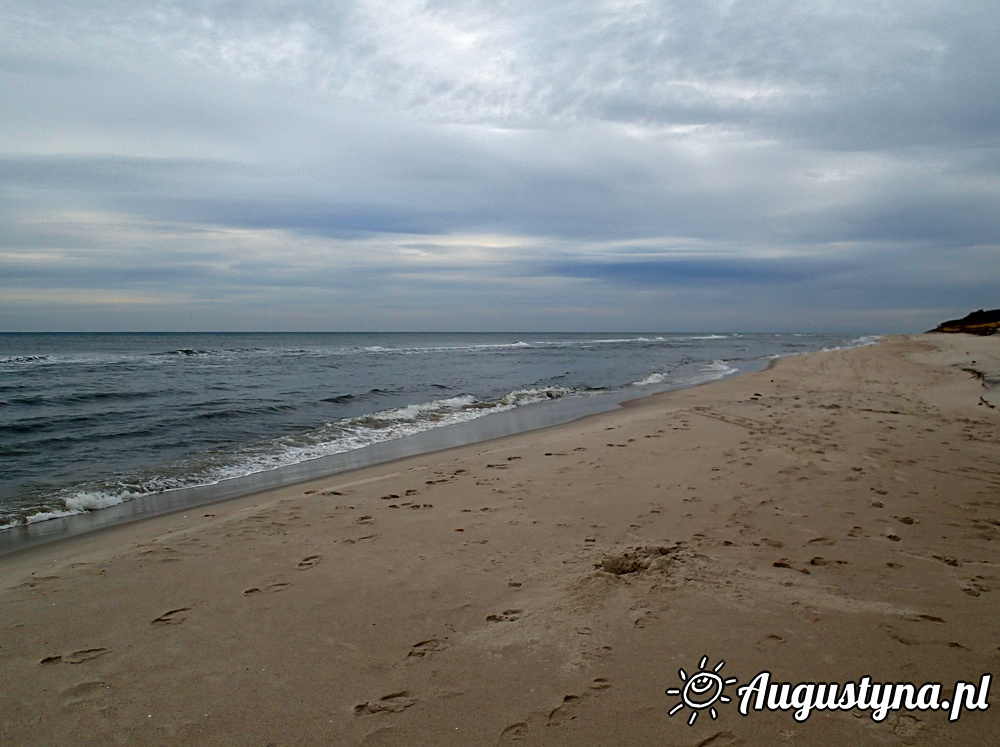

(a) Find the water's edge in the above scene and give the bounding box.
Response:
[0,359,770,556]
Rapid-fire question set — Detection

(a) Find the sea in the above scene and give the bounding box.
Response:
[0,332,878,535]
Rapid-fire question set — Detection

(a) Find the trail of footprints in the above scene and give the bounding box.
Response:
[39,547,331,671]
[496,676,614,744]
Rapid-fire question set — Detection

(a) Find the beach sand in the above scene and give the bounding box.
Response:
[2,334,998,746]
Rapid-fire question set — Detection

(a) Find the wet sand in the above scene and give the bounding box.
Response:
[1,334,998,746]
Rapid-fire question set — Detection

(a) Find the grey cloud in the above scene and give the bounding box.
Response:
[1,0,997,332]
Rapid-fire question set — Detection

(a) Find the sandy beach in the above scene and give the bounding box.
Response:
[2,333,998,746]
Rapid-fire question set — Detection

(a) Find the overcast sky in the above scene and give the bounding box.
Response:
[2,1,997,332]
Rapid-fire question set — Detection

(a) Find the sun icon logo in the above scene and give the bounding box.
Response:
[665,655,738,726]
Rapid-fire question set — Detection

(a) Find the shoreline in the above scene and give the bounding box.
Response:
[0,358,772,557]
[2,334,997,746]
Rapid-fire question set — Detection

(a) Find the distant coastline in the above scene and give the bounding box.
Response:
[928,308,1000,336]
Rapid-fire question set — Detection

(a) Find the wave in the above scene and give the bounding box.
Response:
[849,335,882,347]
[191,402,298,421]
[158,346,295,358]
[631,372,669,386]
[0,355,52,365]
[321,394,355,404]
[3,390,158,408]
[1,335,738,372]
[336,336,689,356]
[11,384,589,528]
[25,508,81,524]
[359,341,534,355]
[630,358,739,388]
[684,360,739,385]
[818,335,883,353]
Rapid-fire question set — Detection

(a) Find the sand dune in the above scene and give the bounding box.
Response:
[1,334,998,745]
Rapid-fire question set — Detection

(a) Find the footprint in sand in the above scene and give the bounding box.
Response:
[343,534,379,545]
[962,578,991,597]
[881,624,918,647]
[243,582,291,596]
[42,648,111,665]
[354,691,416,715]
[547,695,584,727]
[808,536,836,546]
[297,555,322,569]
[904,613,946,624]
[757,634,786,650]
[633,610,658,628]
[498,722,528,743]
[406,638,449,659]
[893,713,925,739]
[546,679,613,726]
[773,560,810,574]
[17,574,62,590]
[486,609,523,623]
[62,680,110,702]
[151,607,191,626]
[694,732,740,746]
[355,515,375,525]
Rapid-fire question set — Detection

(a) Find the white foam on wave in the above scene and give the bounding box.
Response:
[631,372,668,386]
[19,489,150,527]
[9,385,584,529]
[633,359,736,389]
[498,386,575,405]
[371,395,477,421]
[676,359,740,386]
[25,508,81,524]
[818,335,883,353]
[591,337,659,344]
[202,387,577,482]
[849,334,882,346]
[64,491,132,511]
[342,337,686,356]
[358,341,534,355]
[704,359,738,373]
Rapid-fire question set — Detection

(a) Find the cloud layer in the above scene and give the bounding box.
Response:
[2,1,997,331]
